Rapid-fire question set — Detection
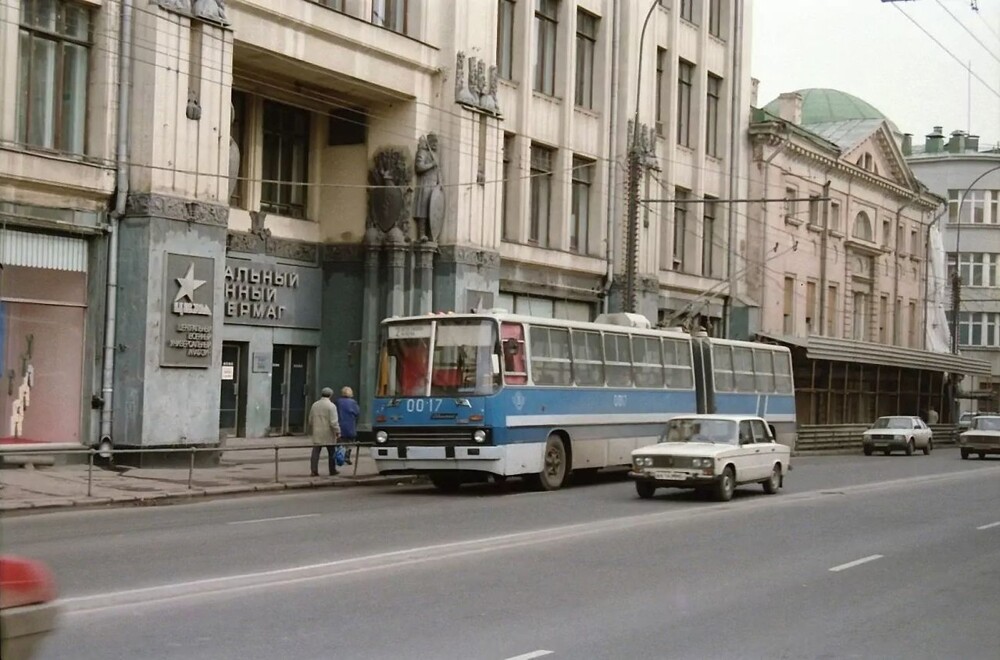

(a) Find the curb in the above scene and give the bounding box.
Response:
[0,475,422,516]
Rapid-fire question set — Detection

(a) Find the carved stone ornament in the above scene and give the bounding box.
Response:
[437,245,500,269]
[413,133,445,244]
[479,66,501,116]
[473,58,487,100]
[126,192,229,227]
[455,52,478,107]
[367,147,412,236]
[154,0,192,12]
[226,231,318,263]
[193,0,230,25]
[228,102,240,200]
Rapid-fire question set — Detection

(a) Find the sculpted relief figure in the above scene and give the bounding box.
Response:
[367,148,412,238]
[413,134,444,243]
[455,52,478,107]
[228,102,240,200]
[155,0,192,12]
[193,0,230,25]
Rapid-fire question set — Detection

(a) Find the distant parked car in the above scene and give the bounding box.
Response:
[0,556,60,660]
[862,416,933,456]
[958,415,1000,460]
[629,415,791,502]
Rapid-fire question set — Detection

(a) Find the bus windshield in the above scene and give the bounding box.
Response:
[379,319,500,397]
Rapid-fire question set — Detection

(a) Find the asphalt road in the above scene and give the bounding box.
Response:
[4,449,999,660]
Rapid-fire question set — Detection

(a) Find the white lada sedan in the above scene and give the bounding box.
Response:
[958,415,1000,460]
[629,415,791,502]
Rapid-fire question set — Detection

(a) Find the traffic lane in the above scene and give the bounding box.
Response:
[2,453,995,599]
[35,470,1000,660]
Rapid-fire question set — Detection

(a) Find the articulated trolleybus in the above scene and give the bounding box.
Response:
[371,310,795,491]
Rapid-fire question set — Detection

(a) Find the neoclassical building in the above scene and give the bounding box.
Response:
[745,88,989,424]
[1,0,755,449]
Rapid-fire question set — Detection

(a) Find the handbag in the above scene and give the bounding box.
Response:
[334,445,346,467]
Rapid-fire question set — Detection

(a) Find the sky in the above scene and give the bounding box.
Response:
[751,0,1000,150]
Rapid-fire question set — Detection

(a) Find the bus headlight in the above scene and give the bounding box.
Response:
[473,430,487,443]
[375,431,388,444]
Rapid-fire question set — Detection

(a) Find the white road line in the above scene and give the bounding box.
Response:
[976,521,1000,531]
[227,514,319,525]
[829,554,884,572]
[504,651,553,660]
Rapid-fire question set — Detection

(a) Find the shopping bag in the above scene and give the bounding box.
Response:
[334,445,346,467]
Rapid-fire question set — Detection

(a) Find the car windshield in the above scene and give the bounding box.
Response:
[661,419,736,444]
[960,412,974,422]
[971,417,1000,431]
[871,417,911,429]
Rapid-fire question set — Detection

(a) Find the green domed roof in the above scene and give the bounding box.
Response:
[763,88,889,125]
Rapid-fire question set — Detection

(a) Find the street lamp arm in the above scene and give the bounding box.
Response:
[632,0,662,142]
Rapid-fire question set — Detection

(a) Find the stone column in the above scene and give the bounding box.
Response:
[387,240,407,318]
[359,238,381,431]
[415,241,437,315]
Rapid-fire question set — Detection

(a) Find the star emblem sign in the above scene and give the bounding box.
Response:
[175,263,206,303]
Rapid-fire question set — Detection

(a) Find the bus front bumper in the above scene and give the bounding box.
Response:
[371,445,504,462]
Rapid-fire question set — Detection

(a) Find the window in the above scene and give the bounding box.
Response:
[632,336,664,388]
[708,0,722,37]
[497,0,516,80]
[732,347,754,391]
[881,219,891,248]
[372,0,407,33]
[571,330,604,386]
[655,48,667,134]
[706,74,722,157]
[679,0,694,23]
[712,344,733,392]
[852,211,873,241]
[853,291,869,341]
[316,0,344,10]
[826,285,838,337]
[603,333,633,387]
[702,198,716,277]
[529,326,572,385]
[229,91,248,208]
[783,277,795,334]
[529,144,554,246]
[17,0,91,153]
[261,100,310,219]
[663,338,693,388]
[908,301,918,347]
[808,194,821,226]
[677,60,694,147]
[948,189,998,224]
[952,253,1000,287]
[805,281,817,333]
[910,228,919,256]
[878,295,889,343]
[954,313,1000,347]
[571,157,594,254]
[752,349,775,392]
[575,10,597,108]
[502,134,516,241]
[773,351,793,393]
[673,188,689,270]
[830,201,841,232]
[501,322,528,385]
[784,187,798,223]
[534,0,558,95]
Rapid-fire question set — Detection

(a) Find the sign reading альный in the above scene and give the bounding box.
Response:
[223,258,321,329]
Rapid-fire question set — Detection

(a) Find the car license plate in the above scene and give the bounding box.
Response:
[653,469,687,481]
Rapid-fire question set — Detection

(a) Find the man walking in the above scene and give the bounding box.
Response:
[335,386,360,465]
[309,387,341,476]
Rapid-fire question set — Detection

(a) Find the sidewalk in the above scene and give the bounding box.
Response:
[0,443,418,514]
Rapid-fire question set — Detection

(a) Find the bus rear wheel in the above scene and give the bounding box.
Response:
[528,435,568,491]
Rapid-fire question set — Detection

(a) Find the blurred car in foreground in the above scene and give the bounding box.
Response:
[0,556,60,660]
[958,415,1000,460]
[629,415,791,502]
[862,416,933,456]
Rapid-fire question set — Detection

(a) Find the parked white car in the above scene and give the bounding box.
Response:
[958,415,1000,460]
[861,416,933,456]
[629,415,791,502]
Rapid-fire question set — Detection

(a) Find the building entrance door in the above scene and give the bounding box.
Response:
[269,345,313,435]
[219,342,246,437]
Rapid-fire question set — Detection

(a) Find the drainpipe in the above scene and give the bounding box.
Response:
[724,0,744,338]
[99,0,134,452]
[602,0,619,314]
[893,193,919,345]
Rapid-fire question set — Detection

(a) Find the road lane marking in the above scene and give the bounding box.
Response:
[227,514,319,525]
[976,521,1000,530]
[505,651,553,660]
[829,555,884,572]
[60,466,999,616]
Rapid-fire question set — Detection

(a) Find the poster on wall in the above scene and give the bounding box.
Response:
[161,253,215,368]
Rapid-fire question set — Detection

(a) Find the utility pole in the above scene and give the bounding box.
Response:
[818,180,831,335]
[950,267,962,354]
[624,124,641,314]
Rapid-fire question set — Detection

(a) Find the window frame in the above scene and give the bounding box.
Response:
[676,59,694,148]
[529,144,554,246]
[533,0,559,96]
[705,73,722,157]
[571,156,594,254]
[260,99,312,220]
[574,9,597,109]
[497,0,517,80]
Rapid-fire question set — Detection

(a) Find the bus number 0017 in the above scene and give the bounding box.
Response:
[404,398,443,413]
[612,395,627,408]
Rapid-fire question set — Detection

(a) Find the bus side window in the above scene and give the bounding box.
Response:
[733,347,755,392]
[753,349,775,392]
[712,344,734,392]
[501,322,528,385]
[774,352,793,393]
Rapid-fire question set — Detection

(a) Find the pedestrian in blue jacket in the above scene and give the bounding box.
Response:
[335,386,361,465]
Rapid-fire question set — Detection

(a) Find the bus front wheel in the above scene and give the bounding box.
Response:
[430,475,462,493]
[528,435,568,491]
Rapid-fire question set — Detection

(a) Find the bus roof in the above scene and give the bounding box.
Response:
[380,311,694,340]
[703,336,792,353]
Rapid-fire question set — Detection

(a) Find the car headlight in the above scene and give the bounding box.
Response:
[473,430,487,443]
[641,457,653,467]
[691,457,711,468]
[375,430,388,444]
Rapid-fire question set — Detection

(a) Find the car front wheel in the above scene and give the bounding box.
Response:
[961,448,970,460]
[923,440,932,455]
[635,481,656,499]
[762,464,781,494]
[863,446,873,456]
[715,466,735,502]
[905,439,914,456]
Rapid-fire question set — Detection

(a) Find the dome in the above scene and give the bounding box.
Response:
[763,88,890,125]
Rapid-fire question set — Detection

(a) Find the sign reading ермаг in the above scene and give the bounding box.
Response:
[223,258,321,330]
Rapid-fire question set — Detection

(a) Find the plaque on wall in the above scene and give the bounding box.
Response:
[161,253,215,368]
[252,352,271,373]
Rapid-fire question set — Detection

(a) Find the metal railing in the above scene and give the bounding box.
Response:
[796,424,959,454]
[0,442,373,499]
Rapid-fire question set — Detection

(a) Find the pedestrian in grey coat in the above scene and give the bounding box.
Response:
[309,387,341,476]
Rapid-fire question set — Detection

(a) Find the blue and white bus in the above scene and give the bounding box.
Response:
[370,311,796,491]
[691,336,797,447]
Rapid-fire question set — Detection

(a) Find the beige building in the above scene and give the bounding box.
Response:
[746,89,990,425]
[0,0,754,449]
